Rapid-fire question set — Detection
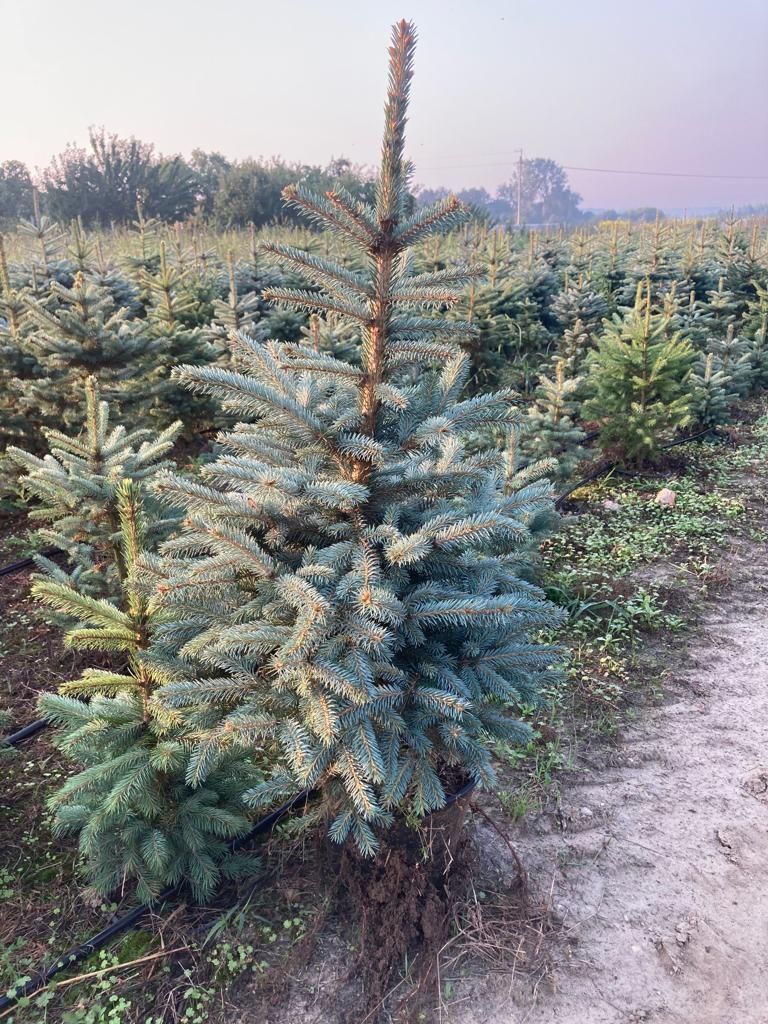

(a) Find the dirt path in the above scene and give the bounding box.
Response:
[455,538,768,1024]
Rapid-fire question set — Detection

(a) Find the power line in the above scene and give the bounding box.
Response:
[416,155,768,181]
[562,164,768,182]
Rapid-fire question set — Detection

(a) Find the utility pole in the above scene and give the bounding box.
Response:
[516,149,524,228]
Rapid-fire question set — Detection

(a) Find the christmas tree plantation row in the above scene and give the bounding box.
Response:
[1,20,768,910]
[3,206,768,475]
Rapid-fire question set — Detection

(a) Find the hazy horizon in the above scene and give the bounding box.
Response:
[2,0,767,213]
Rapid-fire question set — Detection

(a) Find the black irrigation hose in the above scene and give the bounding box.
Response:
[0,781,477,1011]
[554,461,617,508]
[0,546,68,748]
[0,884,180,1013]
[660,426,720,450]
[0,546,63,577]
[0,789,313,1012]
[554,427,721,509]
[3,717,48,746]
[0,555,36,577]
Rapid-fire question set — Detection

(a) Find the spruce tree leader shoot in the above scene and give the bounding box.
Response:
[148,21,563,855]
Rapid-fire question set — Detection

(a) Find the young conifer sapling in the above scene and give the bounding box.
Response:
[148,21,563,855]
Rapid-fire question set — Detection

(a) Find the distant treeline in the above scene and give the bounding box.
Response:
[0,129,378,229]
[1,127,757,230]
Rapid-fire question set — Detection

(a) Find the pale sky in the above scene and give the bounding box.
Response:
[2,0,767,212]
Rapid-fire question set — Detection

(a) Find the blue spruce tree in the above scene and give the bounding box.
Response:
[147,21,562,854]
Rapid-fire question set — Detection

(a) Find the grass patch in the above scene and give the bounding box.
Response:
[493,403,768,816]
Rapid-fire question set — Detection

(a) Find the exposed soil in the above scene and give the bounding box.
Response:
[217,798,474,1024]
[339,799,471,1020]
[449,534,768,1024]
[0,563,70,728]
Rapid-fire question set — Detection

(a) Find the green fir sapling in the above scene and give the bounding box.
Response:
[18,269,162,434]
[550,279,608,337]
[448,274,530,392]
[523,360,588,481]
[141,242,221,431]
[14,210,68,296]
[210,251,261,338]
[664,286,713,351]
[706,323,754,398]
[742,282,768,391]
[583,281,695,464]
[702,276,744,338]
[0,233,33,452]
[690,352,736,428]
[37,480,257,902]
[553,318,592,378]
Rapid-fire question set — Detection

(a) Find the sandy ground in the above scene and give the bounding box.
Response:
[452,539,768,1024]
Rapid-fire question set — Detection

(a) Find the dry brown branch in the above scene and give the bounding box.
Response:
[469,799,529,897]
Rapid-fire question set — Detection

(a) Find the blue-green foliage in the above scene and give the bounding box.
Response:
[7,377,181,600]
[145,21,563,854]
[690,351,737,427]
[37,481,257,902]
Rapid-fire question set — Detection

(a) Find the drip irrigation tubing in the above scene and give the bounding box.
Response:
[3,717,48,746]
[554,426,721,509]
[0,546,63,578]
[660,426,721,450]
[0,547,67,749]
[0,779,476,1011]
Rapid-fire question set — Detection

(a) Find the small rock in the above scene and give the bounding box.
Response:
[603,499,621,512]
[579,806,594,818]
[656,487,676,507]
[675,921,691,946]
[716,829,732,849]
